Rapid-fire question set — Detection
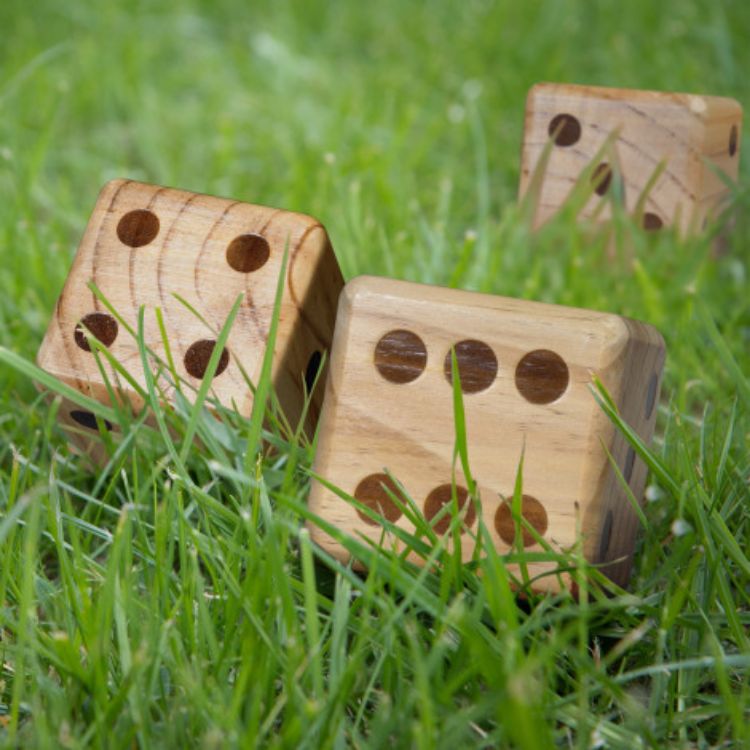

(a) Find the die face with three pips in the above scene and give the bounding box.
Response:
[519,83,742,233]
[36,179,343,455]
[308,276,665,592]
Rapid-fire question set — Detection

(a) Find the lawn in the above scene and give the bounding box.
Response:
[1,0,749,747]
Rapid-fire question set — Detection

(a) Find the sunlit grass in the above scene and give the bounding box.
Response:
[1,0,749,747]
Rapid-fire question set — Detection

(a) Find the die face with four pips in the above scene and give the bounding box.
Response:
[36,179,343,456]
[519,83,742,233]
[308,276,665,592]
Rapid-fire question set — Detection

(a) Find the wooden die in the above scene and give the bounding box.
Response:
[308,276,665,592]
[37,180,343,457]
[519,83,742,233]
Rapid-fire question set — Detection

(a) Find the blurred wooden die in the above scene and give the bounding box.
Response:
[519,83,742,234]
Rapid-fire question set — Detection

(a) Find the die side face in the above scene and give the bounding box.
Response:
[309,277,658,591]
[37,179,341,439]
[520,83,742,233]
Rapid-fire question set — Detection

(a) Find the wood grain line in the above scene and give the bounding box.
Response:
[535,168,673,219]
[90,179,132,311]
[156,192,201,382]
[525,126,697,203]
[591,123,697,201]
[623,101,701,157]
[245,207,285,343]
[288,222,323,308]
[53,310,88,395]
[192,200,241,308]
[287,222,331,349]
[128,186,167,318]
[54,180,133,393]
[191,200,268,392]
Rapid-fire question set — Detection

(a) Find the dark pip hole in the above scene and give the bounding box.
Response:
[226,234,271,273]
[74,312,119,352]
[591,162,613,196]
[623,447,636,483]
[443,339,498,394]
[354,473,404,526]
[70,410,113,432]
[117,209,160,247]
[184,340,230,379]
[645,372,658,419]
[494,495,548,547]
[423,484,475,535]
[374,329,427,384]
[548,113,581,147]
[515,349,569,404]
[642,212,663,231]
[304,350,323,393]
[598,509,614,561]
[729,124,738,157]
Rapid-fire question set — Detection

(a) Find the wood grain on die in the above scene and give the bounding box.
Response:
[444,339,498,393]
[37,180,343,447]
[308,276,665,593]
[587,318,665,586]
[424,484,475,535]
[375,329,428,384]
[519,83,743,233]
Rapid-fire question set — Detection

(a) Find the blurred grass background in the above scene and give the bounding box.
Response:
[1,0,749,747]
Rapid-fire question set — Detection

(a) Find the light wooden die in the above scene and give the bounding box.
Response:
[308,276,665,592]
[519,83,742,234]
[37,179,343,459]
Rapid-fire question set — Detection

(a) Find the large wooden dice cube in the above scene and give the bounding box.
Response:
[308,276,665,591]
[519,83,742,233]
[37,180,343,455]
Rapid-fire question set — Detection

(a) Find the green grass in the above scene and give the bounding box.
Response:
[1,0,750,747]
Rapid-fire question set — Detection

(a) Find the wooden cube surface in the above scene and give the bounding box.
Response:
[309,276,665,592]
[519,82,742,233]
[37,180,343,452]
